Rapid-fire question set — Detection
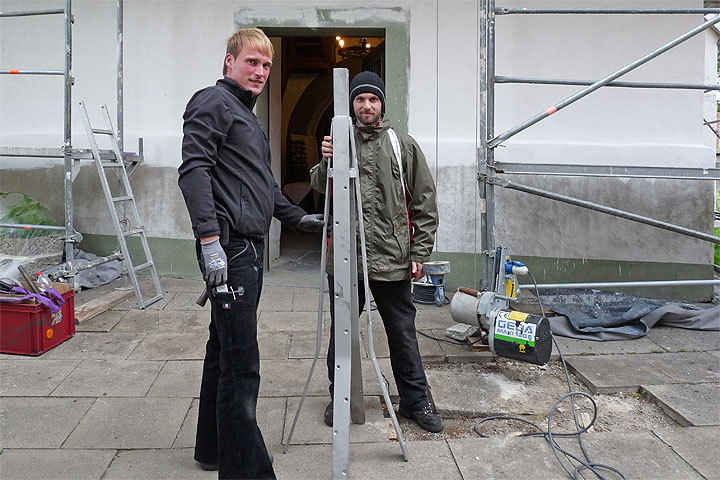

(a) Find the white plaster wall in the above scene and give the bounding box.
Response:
[1,0,714,266]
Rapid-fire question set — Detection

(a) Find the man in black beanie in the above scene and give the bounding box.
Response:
[310,71,443,433]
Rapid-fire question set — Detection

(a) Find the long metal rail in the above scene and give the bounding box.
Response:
[519,279,720,290]
[494,76,720,91]
[496,8,720,15]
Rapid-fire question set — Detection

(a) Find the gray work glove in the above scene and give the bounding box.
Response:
[298,214,325,232]
[200,237,227,287]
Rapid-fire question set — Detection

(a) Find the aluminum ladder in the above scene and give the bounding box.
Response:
[79,101,163,308]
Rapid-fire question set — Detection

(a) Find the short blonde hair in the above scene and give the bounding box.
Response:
[223,28,273,75]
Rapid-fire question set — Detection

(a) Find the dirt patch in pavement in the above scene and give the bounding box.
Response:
[389,359,677,442]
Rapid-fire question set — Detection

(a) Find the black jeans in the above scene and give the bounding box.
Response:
[194,236,275,480]
[326,276,429,411]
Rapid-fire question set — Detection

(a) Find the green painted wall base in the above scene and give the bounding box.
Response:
[80,234,201,279]
[431,251,714,303]
[79,234,714,302]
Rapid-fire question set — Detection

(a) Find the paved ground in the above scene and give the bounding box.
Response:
[1,254,719,479]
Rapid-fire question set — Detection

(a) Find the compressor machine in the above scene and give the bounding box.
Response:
[449,246,552,365]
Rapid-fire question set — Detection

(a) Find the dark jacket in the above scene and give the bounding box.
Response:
[310,121,438,281]
[178,77,304,240]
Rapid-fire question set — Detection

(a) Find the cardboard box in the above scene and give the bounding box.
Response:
[0,282,75,356]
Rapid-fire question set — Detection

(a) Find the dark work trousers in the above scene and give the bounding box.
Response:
[326,275,429,411]
[194,235,275,480]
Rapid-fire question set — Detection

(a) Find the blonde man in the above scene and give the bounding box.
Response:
[178,28,323,479]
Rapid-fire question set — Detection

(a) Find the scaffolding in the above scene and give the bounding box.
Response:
[0,0,141,285]
[477,3,720,294]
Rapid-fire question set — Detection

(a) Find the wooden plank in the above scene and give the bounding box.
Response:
[74,289,134,324]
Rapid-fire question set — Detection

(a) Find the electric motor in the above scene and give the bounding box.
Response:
[488,309,552,365]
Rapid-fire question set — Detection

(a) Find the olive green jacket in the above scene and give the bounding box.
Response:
[309,120,438,281]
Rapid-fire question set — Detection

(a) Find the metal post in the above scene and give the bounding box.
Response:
[488,14,720,148]
[117,0,123,152]
[330,68,353,480]
[63,0,75,287]
[481,0,496,290]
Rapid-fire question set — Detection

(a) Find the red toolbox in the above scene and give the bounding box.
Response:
[0,283,75,356]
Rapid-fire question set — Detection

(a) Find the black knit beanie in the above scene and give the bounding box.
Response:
[349,71,386,118]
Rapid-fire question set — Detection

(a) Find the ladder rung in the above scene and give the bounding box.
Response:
[122,228,144,237]
[92,128,114,135]
[141,294,164,308]
[133,261,154,272]
[100,161,124,168]
[112,195,133,202]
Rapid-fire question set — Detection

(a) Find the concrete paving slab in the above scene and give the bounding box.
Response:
[642,383,720,426]
[147,360,203,398]
[448,436,571,479]
[113,291,173,311]
[163,292,211,311]
[284,396,389,445]
[432,329,493,363]
[160,310,211,333]
[291,288,326,312]
[414,306,455,330]
[75,310,125,332]
[653,426,720,480]
[63,397,191,449]
[258,396,288,448]
[0,397,94,448]
[289,330,331,359]
[0,359,80,396]
[43,333,145,360]
[360,329,445,363]
[258,289,293,312]
[709,349,720,359]
[259,331,291,360]
[272,440,460,480]
[109,310,161,333]
[102,448,215,480]
[579,430,705,479]
[52,359,163,397]
[552,335,662,356]
[259,359,328,397]
[0,448,116,480]
[427,369,528,417]
[173,398,199,448]
[647,326,720,353]
[258,311,330,333]
[647,351,720,384]
[565,354,673,394]
[127,333,207,360]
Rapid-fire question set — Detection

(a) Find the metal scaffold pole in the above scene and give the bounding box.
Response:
[63,0,75,286]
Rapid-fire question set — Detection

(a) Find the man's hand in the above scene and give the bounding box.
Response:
[411,261,424,282]
[321,136,333,162]
[298,214,325,232]
[200,236,227,287]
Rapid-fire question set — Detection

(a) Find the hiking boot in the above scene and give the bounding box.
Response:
[324,401,333,427]
[398,405,444,433]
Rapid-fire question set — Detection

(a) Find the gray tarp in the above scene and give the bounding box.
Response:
[538,288,720,341]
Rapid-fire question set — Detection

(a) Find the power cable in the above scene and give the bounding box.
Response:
[474,269,626,480]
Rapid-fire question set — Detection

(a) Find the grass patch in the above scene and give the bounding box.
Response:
[715,226,720,266]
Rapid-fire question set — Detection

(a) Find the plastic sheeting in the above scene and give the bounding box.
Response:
[538,288,720,341]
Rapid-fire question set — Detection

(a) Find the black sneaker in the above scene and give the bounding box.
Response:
[324,401,333,427]
[398,405,444,433]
